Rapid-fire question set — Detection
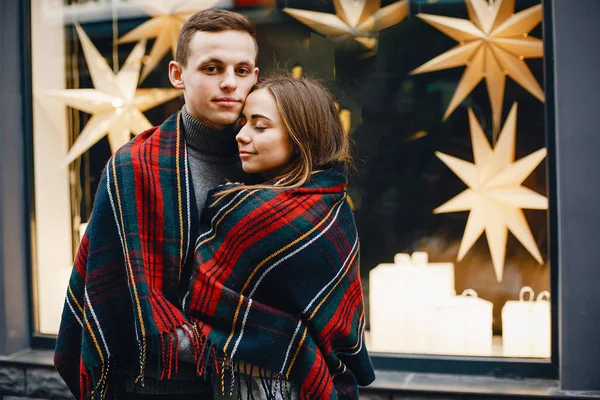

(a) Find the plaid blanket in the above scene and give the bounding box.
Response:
[183,168,375,399]
[54,112,202,399]
[54,111,374,400]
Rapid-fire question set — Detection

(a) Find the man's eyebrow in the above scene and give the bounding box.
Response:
[198,58,254,66]
[198,58,223,65]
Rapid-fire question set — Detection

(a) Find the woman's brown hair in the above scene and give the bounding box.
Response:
[213,74,352,201]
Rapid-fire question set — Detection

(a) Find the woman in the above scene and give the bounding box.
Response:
[182,75,375,400]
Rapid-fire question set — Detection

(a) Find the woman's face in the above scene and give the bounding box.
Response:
[236,88,294,180]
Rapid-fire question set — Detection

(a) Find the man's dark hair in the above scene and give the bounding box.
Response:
[176,8,257,66]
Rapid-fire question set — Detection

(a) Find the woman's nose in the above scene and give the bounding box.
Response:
[236,127,251,144]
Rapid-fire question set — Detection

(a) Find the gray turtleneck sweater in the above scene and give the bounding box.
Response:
[181,105,245,217]
[176,105,246,360]
[122,108,245,395]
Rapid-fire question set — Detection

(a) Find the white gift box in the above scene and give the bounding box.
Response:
[369,252,455,353]
[502,287,551,358]
[426,289,493,356]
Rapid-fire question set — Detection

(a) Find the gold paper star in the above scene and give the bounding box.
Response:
[410,0,544,133]
[42,25,181,165]
[434,103,547,282]
[283,0,408,55]
[118,0,220,81]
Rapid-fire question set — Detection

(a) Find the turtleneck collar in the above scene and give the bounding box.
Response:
[181,105,239,156]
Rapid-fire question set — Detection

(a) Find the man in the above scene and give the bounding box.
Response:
[54,9,258,399]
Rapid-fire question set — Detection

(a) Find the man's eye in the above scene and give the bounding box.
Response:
[204,66,219,73]
[237,68,250,75]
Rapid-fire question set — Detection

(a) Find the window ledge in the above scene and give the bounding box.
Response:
[2,351,600,399]
[0,349,54,368]
[365,370,600,398]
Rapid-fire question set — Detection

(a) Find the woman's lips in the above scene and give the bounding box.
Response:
[239,150,256,158]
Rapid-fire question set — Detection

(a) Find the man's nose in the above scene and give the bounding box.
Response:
[220,68,238,91]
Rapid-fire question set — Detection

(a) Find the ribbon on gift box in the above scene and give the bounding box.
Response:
[391,252,456,302]
[368,252,455,353]
[502,286,551,358]
[426,289,494,356]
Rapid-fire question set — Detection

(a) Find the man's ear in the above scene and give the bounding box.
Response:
[169,61,185,90]
[252,67,259,85]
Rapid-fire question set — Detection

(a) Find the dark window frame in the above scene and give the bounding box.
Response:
[16,0,559,380]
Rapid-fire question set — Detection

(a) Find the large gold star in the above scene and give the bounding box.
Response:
[411,0,544,133]
[41,25,181,165]
[283,0,408,55]
[118,0,219,81]
[434,103,547,282]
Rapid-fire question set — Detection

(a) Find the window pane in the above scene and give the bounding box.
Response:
[30,0,190,334]
[265,0,550,358]
[30,0,550,359]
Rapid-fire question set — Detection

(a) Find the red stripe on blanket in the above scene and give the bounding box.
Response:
[301,354,333,399]
[194,191,323,316]
[318,277,362,354]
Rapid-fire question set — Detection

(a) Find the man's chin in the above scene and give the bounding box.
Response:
[214,112,242,126]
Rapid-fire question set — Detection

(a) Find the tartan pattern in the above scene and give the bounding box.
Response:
[55,112,201,399]
[183,169,375,399]
[54,111,375,400]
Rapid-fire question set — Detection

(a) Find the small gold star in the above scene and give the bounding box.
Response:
[118,0,219,81]
[283,0,409,55]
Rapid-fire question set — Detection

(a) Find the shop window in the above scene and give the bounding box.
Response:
[29,0,551,361]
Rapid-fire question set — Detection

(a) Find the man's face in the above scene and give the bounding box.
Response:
[171,30,258,130]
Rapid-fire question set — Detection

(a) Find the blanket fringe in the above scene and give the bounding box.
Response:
[84,322,297,400]
[156,321,221,385]
[218,361,295,400]
[81,326,299,400]
[85,357,111,400]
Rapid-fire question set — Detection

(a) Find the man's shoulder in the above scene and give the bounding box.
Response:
[113,113,179,159]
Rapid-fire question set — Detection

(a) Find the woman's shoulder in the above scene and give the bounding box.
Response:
[207,181,245,198]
